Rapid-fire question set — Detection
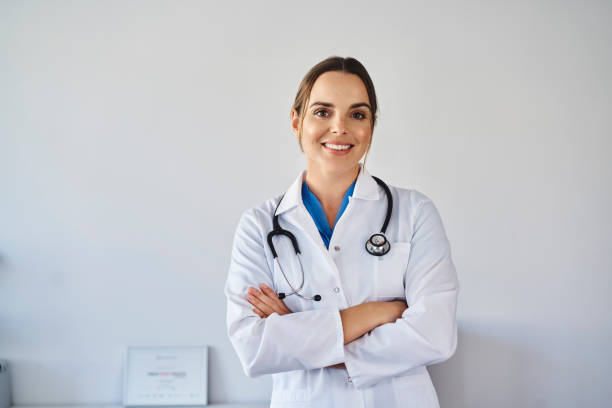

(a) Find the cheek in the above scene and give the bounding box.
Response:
[299,130,320,154]
[301,123,326,143]
[356,127,372,145]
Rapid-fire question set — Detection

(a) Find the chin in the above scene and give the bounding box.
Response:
[317,160,360,174]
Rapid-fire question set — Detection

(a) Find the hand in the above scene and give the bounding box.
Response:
[336,300,409,346]
[383,300,408,324]
[247,283,292,318]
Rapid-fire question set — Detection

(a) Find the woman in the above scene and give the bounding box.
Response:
[225,56,459,407]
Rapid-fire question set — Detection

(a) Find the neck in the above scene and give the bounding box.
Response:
[304,164,360,208]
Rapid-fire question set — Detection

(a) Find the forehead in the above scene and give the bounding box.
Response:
[309,71,369,104]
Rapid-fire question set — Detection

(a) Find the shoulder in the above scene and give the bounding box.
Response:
[387,184,451,246]
[385,183,448,236]
[387,183,435,216]
[234,194,283,235]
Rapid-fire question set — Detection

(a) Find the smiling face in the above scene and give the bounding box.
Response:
[291,71,375,177]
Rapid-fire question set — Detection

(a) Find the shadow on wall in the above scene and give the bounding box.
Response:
[0,252,6,274]
[428,320,552,408]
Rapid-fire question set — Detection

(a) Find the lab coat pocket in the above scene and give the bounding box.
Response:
[271,372,311,407]
[375,242,411,301]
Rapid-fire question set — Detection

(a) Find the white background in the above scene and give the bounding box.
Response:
[1,1,611,406]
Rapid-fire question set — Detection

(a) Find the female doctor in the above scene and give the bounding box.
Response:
[225,56,459,407]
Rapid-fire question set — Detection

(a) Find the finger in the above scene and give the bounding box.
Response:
[246,290,275,315]
[252,306,266,318]
[260,283,291,313]
[259,283,285,306]
[259,282,280,300]
[250,286,283,314]
[253,285,291,316]
[247,294,273,315]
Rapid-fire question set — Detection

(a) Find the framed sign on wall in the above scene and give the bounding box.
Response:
[123,345,208,407]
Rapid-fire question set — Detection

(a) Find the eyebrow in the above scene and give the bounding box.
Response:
[308,101,372,112]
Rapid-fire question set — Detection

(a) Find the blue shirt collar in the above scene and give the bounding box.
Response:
[275,164,381,216]
[301,179,356,249]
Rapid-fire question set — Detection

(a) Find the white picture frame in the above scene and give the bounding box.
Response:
[123,345,208,407]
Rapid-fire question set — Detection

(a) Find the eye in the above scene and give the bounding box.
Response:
[352,111,366,119]
[314,109,329,117]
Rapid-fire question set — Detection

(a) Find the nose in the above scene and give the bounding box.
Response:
[331,117,348,134]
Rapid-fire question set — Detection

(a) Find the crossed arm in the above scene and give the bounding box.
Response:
[246,283,408,369]
[229,199,458,386]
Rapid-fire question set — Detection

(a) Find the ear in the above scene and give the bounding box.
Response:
[290,108,300,136]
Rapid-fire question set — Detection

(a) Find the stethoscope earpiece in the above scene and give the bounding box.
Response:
[365,233,391,256]
[278,292,321,301]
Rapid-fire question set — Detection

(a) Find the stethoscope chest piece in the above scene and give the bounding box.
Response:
[365,233,391,256]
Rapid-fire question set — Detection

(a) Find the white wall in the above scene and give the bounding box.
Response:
[1,1,611,406]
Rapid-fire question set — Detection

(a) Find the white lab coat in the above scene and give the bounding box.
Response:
[225,164,459,408]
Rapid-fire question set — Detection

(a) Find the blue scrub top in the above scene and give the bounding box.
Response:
[301,179,356,249]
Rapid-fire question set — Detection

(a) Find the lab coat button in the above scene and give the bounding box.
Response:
[334,246,341,251]
[333,287,340,293]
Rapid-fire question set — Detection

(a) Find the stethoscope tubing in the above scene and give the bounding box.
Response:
[267,176,392,302]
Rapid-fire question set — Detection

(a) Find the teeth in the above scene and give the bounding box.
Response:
[324,143,352,151]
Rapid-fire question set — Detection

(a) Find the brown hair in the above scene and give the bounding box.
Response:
[291,56,378,165]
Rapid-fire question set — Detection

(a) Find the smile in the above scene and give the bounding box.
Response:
[321,142,354,151]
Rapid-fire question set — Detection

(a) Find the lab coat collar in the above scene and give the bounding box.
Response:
[353,164,382,201]
[275,164,381,216]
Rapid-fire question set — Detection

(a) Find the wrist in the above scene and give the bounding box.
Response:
[369,301,389,326]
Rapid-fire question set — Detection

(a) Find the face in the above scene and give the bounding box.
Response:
[291,71,375,177]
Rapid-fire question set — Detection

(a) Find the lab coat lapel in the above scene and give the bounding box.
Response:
[282,208,344,294]
[324,164,382,246]
[277,164,382,253]
[275,170,328,249]
[352,164,382,201]
[276,170,341,276]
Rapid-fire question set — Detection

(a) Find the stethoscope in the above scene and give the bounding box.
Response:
[266,176,393,302]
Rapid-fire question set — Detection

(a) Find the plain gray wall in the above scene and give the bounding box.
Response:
[1,0,611,406]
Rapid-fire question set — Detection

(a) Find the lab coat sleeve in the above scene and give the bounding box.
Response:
[225,208,345,377]
[343,197,459,389]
